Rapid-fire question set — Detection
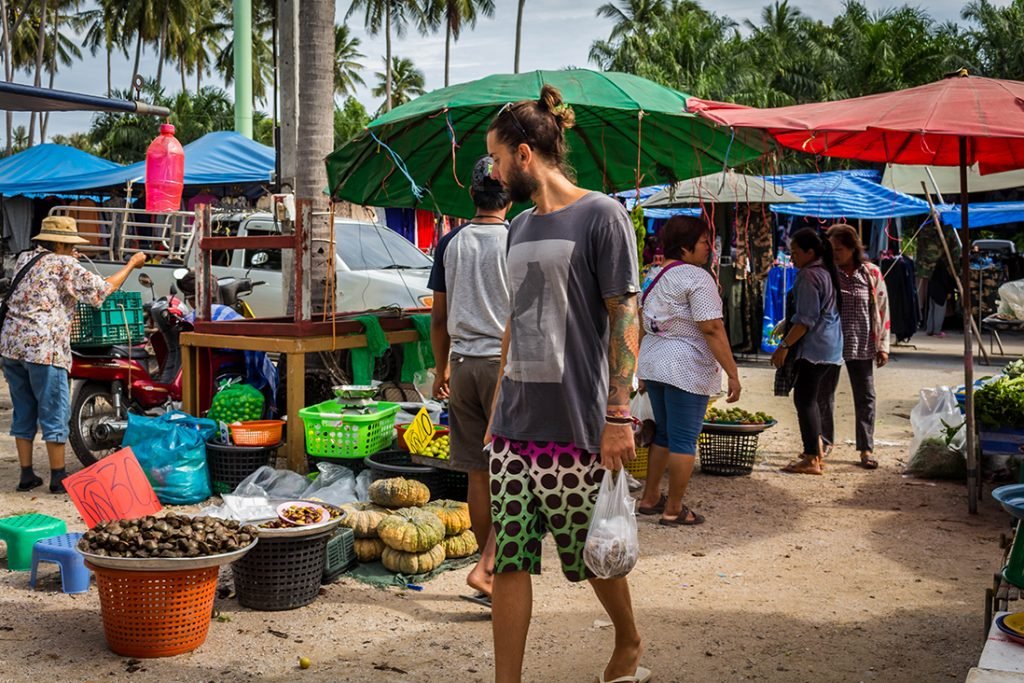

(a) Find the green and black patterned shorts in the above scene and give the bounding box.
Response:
[489,436,603,582]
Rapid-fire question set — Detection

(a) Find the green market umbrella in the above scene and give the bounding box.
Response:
[326,69,764,218]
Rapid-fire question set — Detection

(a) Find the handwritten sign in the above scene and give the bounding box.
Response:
[64,448,162,528]
[404,407,436,455]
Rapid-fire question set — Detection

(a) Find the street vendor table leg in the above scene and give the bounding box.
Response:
[182,344,195,415]
[286,351,306,473]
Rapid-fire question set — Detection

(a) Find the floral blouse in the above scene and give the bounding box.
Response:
[0,247,112,371]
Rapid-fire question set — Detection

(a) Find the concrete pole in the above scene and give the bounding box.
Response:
[233,0,253,138]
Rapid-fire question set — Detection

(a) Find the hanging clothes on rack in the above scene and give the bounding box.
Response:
[881,255,919,343]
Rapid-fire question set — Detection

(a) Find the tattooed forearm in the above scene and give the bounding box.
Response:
[605,293,639,410]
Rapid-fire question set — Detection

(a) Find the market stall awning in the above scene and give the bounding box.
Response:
[0,143,122,195]
[939,202,1024,229]
[0,81,169,116]
[4,131,274,194]
[882,163,1024,195]
[612,186,702,219]
[765,170,931,219]
[642,170,804,207]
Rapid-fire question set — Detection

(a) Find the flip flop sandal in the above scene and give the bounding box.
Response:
[637,494,667,516]
[658,506,704,526]
[858,457,879,470]
[16,475,43,492]
[781,460,823,475]
[598,665,653,683]
[459,592,492,608]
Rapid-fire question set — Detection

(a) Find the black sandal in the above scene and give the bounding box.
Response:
[658,506,705,526]
[638,494,667,516]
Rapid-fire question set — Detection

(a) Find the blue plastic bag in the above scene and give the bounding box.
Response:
[123,410,217,505]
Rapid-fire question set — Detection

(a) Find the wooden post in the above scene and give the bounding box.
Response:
[285,350,306,472]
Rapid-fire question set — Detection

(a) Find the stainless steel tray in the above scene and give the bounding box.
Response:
[78,539,258,571]
[251,515,342,538]
[701,420,777,435]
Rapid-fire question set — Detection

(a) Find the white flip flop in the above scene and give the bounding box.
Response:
[598,665,652,683]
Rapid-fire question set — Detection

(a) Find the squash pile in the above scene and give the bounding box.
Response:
[346,476,479,574]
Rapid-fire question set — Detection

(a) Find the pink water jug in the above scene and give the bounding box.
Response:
[145,123,185,212]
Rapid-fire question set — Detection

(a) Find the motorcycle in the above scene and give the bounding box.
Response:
[68,272,259,466]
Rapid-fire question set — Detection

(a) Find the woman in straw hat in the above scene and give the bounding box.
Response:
[0,216,144,492]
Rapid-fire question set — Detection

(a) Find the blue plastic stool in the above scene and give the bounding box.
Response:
[29,533,90,594]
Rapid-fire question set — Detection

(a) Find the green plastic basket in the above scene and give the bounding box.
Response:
[298,400,400,458]
[70,291,145,347]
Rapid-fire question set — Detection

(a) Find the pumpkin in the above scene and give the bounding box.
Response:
[381,544,446,574]
[424,499,472,536]
[338,502,389,538]
[369,477,431,508]
[377,508,446,552]
[354,537,386,562]
[442,529,479,559]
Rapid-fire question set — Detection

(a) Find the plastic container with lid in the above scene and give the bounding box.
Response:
[145,123,185,212]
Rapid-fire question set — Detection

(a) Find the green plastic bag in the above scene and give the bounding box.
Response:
[207,380,265,423]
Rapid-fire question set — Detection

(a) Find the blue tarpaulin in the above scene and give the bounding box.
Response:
[3,131,275,195]
[0,143,122,195]
[939,202,1024,229]
[766,170,930,219]
[612,185,704,220]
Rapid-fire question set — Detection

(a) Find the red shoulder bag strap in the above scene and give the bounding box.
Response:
[640,261,685,307]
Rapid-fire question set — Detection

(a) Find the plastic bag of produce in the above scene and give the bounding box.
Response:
[998,280,1024,320]
[207,379,265,424]
[233,465,309,500]
[583,470,639,579]
[302,462,359,506]
[905,387,967,480]
[123,411,217,504]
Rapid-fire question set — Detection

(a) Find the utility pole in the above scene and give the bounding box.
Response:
[233,0,253,138]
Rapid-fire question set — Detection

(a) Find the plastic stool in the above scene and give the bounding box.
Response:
[30,533,90,593]
[0,514,67,571]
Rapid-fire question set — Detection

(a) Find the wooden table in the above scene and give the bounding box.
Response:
[180,329,420,472]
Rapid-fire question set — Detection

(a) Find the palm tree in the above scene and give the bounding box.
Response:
[346,0,424,111]
[425,0,495,87]
[514,0,525,72]
[120,0,161,91]
[963,0,1024,79]
[596,0,666,41]
[372,56,425,110]
[334,24,366,97]
[216,0,275,103]
[296,0,336,314]
[80,0,126,97]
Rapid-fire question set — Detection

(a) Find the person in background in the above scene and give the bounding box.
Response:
[0,217,144,492]
[485,85,648,683]
[826,224,891,470]
[925,258,953,338]
[429,155,509,605]
[636,215,741,525]
[771,228,843,476]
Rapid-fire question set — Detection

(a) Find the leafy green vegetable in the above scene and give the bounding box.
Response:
[975,375,1024,428]
[1004,357,1024,380]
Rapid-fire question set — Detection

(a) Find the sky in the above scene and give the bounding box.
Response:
[26,0,993,141]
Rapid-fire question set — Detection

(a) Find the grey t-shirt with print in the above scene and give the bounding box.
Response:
[490,192,639,453]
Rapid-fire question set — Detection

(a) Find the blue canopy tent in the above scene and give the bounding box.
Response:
[5,131,275,195]
[939,202,1024,230]
[0,143,122,195]
[765,170,931,219]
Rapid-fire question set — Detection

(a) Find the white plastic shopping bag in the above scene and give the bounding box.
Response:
[583,470,640,579]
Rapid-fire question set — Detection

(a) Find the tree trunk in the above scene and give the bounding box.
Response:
[1,0,12,155]
[444,22,451,87]
[41,16,58,143]
[385,4,392,111]
[514,0,525,73]
[130,30,143,90]
[106,33,112,96]
[155,12,167,87]
[279,0,299,316]
[180,54,187,94]
[28,0,48,146]
[295,0,334,315]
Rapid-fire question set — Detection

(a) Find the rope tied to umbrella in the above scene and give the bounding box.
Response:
[369,129,425,200]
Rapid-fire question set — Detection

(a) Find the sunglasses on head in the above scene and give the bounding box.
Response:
[498,102,529,142]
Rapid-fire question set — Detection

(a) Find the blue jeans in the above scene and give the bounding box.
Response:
[2,358,70,443]
[645,380,709,455]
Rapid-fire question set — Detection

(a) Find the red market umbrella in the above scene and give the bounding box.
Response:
[689,72,1024,513]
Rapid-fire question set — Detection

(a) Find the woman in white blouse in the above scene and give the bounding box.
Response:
[636,216,741,525]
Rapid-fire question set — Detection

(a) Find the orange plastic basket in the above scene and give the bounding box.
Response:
[87,563,219,658]
[229,420,285,447]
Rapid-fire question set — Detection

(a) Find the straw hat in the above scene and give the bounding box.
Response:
[33,216,88,245]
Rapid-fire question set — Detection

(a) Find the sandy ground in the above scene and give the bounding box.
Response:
[0,332,1021,683]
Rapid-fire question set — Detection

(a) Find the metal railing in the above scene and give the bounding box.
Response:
[47,205,197,262]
